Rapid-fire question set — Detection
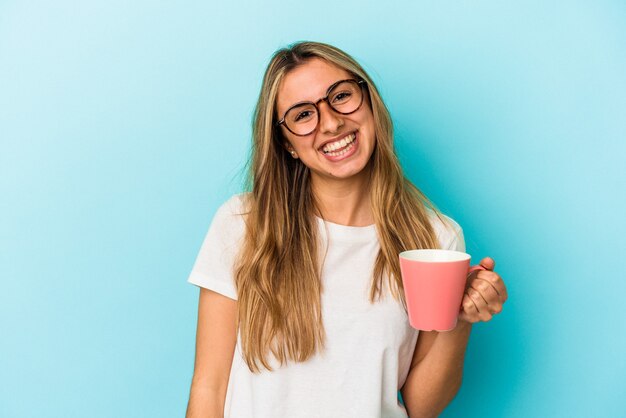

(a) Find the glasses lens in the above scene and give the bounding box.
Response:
[328,80,362,114]
[285,103,318,136]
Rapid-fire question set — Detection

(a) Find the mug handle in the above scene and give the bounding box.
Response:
[467,264,487,279]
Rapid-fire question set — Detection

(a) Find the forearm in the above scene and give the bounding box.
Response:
[186,380,226,418]
[401,321,472,418]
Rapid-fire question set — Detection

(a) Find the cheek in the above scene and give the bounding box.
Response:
[290,140,308,154]
[358,107,375,130]
[291,142,317,161]
[359,117,376,143]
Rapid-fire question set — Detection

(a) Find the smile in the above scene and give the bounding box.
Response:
[320,132,356,155]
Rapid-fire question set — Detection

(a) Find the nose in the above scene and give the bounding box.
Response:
[317,100,344,134]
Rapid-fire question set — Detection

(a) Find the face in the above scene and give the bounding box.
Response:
[275,57,376,183]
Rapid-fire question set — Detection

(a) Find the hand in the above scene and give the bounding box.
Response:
[458,257,508,323]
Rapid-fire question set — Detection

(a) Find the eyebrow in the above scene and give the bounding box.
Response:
[282,79,345,113]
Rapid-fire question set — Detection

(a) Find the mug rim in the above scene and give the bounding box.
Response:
[399,249,471,262]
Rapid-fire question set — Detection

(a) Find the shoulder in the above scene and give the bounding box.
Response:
[209,192,250,237]
[216,192,249,214]
[187,193,250,299]
[213,192,250,222]
[425,208,465,251]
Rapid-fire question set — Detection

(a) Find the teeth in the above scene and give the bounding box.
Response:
[324,139,356,157]
[322,133,356,153]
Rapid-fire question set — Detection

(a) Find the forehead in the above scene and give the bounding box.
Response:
[276,57,353,115]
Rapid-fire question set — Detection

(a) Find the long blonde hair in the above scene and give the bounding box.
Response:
[234,41,454,373]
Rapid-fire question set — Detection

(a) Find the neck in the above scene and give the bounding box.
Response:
[310,165,374,227]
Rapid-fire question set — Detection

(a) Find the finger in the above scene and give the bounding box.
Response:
[475,270,508,302]
[460,294,480,323]
[469,279,503,314]
[470,275,503,303]
[468,288,493,322]
[468,287,489,308]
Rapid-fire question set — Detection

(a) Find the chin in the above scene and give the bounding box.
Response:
[326,159,371,179]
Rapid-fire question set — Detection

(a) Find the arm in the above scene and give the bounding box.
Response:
[400,322,472,418]
[186,288,238,418]
[400,257,508,417]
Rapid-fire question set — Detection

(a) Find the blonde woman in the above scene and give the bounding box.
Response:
[186,41,508,418]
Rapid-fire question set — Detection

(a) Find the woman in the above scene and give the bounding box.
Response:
[186,41,508,418]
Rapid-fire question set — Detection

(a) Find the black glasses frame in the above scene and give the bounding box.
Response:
[276,79,367,136]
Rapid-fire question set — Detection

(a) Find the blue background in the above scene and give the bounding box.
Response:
[1,1,625,417]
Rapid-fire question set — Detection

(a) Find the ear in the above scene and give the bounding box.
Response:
[283,142,299,159]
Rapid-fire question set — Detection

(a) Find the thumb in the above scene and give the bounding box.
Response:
[479,257,495,271]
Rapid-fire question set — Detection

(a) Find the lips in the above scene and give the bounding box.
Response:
[319,132,359,162]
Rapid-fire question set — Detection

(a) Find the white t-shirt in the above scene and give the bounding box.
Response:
[187,193,465,418]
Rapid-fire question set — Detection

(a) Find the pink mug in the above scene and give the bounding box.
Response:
[399,249,486,331]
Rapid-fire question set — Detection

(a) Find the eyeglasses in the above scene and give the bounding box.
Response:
[276,79,367,136]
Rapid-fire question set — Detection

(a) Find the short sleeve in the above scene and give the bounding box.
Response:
[428,210,466,252]
[444,218,466,252]
[186,194,247,300]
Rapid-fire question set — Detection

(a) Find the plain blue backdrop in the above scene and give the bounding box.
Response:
[1,1,625,417]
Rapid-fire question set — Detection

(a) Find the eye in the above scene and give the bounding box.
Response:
[332,91,352,103]
[294,110,314,122]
